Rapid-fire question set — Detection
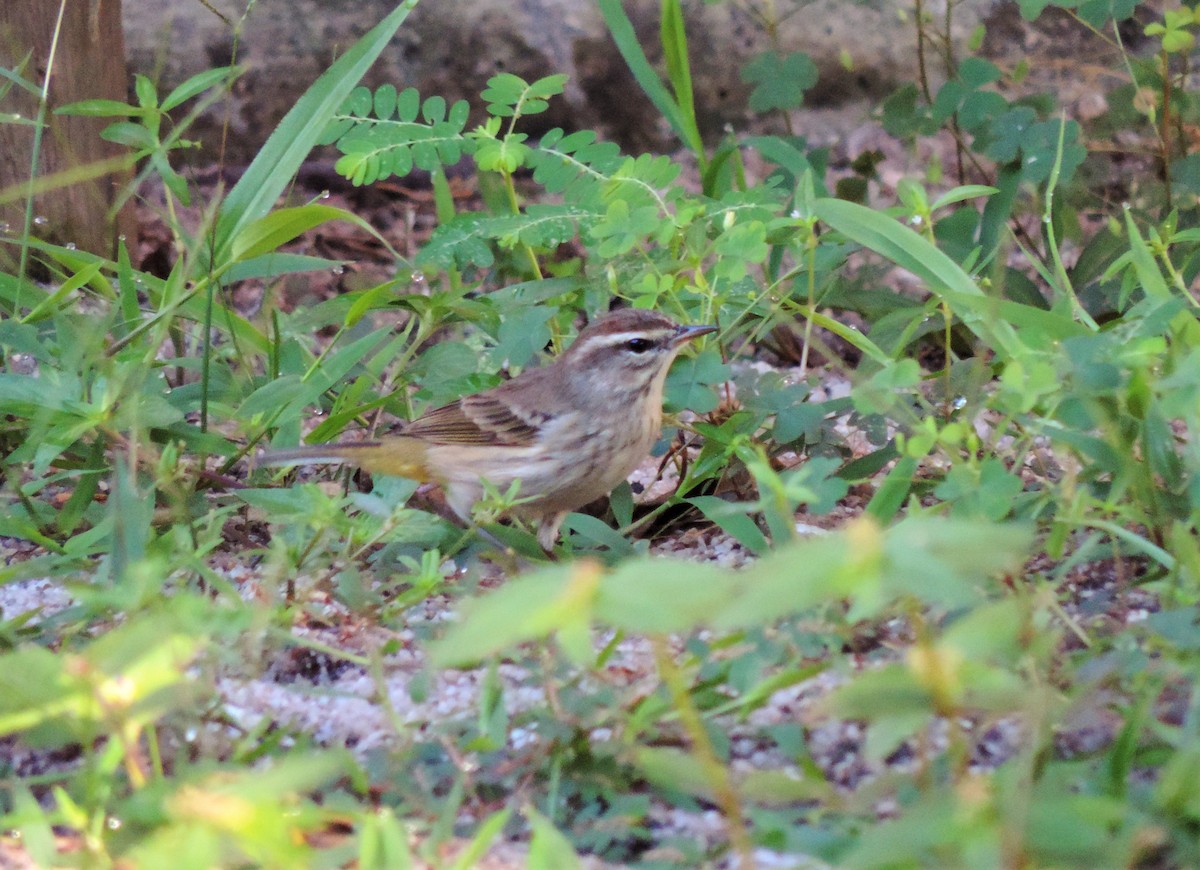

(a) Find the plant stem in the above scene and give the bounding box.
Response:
[15,0,68,306]
[651,636,755,868]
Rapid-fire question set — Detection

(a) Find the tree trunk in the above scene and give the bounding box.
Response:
[0,0,134,270]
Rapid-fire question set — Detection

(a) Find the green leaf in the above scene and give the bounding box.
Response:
[9,788,56,869]
[595,557,735,632]
[344,281,402,328]
[481,72,530,117]
[373,82,398,119]
[664,347,727,413]
[881,84,937,139]
[634,746,718,801]
[1163,29,1196,52]
[935,458,1025,521]
[416,214,496,270]
[422,94,446,124]
[740,768,830,805]
[589,199,661,257]
[929,184,998,212]
[959,56,1003,88]
[54,98,140,118]
[447,809,514,870]
[237,485,344,521]
[237,375,309,422]
[161,65,238,111]
[474,132,530,173]
[134,74,157,109]
[229,204,378,263]
[518,74,568,115]
[1018,0,1052,17]
[101,121,155,149]
[688,495,770,555]
[864,451,907,518]
[561,513,636,556]
[428,564,594,667]
[358,809,414,870]
[224,253,346,283]
[1122,209,1200,343]
[527,808,582,870]
[489,307,553,370]
[0,320,51,361]
[0,615,201,742]
[0,372,71,416]
[741,51,818,112]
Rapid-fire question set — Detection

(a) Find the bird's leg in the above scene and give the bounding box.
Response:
[410,487,534,571]
[408,484,464,527]
[456,521,534,574]
[537,511,568,559]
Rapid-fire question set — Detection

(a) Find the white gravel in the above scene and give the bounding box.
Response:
[0,578,74,624]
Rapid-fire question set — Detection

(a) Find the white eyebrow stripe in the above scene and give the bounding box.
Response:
[585,330,674,346]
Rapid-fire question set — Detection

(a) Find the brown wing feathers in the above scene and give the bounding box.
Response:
[402,392,544,447]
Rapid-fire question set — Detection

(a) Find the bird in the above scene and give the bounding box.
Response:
[261,308,717,552]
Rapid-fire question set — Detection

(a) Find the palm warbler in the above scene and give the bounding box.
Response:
[263,308,717,550]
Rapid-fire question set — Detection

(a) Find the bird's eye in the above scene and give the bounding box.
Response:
[625,337,653,353]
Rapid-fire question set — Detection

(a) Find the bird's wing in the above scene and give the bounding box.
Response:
[403,386,551,447]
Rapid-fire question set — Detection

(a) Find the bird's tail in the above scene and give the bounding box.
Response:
[258,437,432,481]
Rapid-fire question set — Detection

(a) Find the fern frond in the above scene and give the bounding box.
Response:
[322,85,473,185]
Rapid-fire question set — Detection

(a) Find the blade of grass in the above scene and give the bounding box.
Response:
[15,0,67,301]
[210,1,419,267]
[814,197,1026,359]
[19,261,102,323]
[659,0,706,175]
[597,0,703,161]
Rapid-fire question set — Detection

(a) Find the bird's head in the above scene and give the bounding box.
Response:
[560,308,717,404]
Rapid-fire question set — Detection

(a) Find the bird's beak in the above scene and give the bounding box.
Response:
[671,323,718,347]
